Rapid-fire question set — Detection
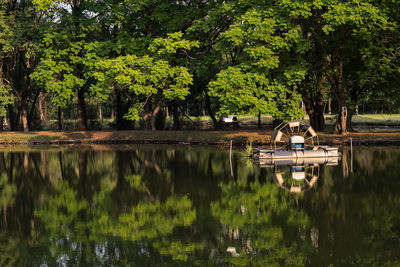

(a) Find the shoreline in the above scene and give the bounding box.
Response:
[0,130,399,146]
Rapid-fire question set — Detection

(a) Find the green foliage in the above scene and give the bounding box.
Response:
[30,24,92,107]
[0,84,14,117]
[5,0,400,131]
[208,7,306,120]
[91,33,196,120]
[149,31,199,57]
[0,7,13,54]
[32,0,55,11]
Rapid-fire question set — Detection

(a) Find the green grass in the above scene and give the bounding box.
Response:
[352,114,400,125]
[32,113,400,133]
[0,128,400,146]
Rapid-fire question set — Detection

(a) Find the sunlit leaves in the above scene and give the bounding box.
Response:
[208,7,305,120]
[0,84,14,117]
[0,8,14,54]
[322,1,389,34]
[32,0,56,11]
[92,53,192,120]
[149,32,199,57]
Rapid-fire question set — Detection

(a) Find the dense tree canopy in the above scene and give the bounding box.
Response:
[0,0,398,133]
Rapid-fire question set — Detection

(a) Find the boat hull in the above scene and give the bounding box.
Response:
[253,146,340,160]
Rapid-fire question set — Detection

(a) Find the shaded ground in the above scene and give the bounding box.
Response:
[33,114,400,132]
[0,129,400,146]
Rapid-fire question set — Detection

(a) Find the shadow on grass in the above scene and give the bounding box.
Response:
[28,135,61,143]
[27,131,94,143]
[63,131,94,140]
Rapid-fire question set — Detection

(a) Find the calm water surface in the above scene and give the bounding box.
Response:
[0,145,399,266]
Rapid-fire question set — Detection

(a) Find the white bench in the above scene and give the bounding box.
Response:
[223,115,239,129]
[223,115,237,123]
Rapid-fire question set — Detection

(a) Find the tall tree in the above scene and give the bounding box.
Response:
[0,1,42,132]
[90,33,197,130]
[207,6,306,122]
[284,0,394,133]
[32,0,98,130]
[188,0,254,128]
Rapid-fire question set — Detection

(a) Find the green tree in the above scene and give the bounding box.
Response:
[32,0,100,130]
[0,1,42,132]
[282,0,395,133]
[207,8,306,122]
[90,33,197,130]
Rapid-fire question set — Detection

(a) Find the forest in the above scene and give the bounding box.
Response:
[0,0,399,134]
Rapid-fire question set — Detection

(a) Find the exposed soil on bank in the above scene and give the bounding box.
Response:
[0,130,400,146]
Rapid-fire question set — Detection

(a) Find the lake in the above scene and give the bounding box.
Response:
[0,145,399,266]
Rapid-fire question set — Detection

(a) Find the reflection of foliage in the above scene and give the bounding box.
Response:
[125,174,146,192]
[0,233,27,267]
[34,181,88,240]
[35,174,201,264]
[0,173,16,207]
[153,239,204,261]
[116,196,195,241]
[212,179,311,266]
[4,147,400,265]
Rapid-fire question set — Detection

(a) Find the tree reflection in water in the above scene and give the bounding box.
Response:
[211,178,311,266]
[0,146,398,266]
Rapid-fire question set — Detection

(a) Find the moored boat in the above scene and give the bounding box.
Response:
[253,121,340,160]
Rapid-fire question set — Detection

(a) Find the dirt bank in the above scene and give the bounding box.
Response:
[0,130,399,146]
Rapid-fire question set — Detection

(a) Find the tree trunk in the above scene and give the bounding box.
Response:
[111,107,115,120]
[21,99,29,132]
[257,112,261,129]
[7,105,16,131]
[43,96,48,121]
[38,92,44,121]
[165,106,169,118]
[151,103,162,130]
[300,76,325,132]
[15,104,21,131]
[28,89,41,129]
[97,103,102,120]
[346,114,354,132]
[143,111,152,130]
[173,104,180,130]
[115,91,124,130]
[328,97,331,115]
[76,88,88,130]
[335,105,348,134]
[0,117,3,132]
[314,74,326,131]
[58,107,64,130]
[334,59,347,134]
[205,94,219,129]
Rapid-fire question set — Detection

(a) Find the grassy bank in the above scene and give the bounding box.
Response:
[1,129,400,146]
[27,114,400,132]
